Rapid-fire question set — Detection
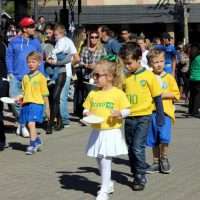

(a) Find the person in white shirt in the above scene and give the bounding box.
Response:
[46,24,79,132]
[137,36,150,70]
[49,24,79,129]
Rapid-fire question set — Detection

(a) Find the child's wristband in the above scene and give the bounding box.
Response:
[120,109,130,118]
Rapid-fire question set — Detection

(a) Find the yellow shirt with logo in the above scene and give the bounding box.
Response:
[22,71,49,105]
[154,73,180,122]
[124,68,162,116]
[83,87,130,129]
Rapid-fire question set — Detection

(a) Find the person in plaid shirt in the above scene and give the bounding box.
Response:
[80,30,107,82]
[77,30,107,120]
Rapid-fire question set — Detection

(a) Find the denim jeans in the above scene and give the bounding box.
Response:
[60,76,71,124]
[46,66,59,81]
[125,115,151,176]
[9,76,22,119]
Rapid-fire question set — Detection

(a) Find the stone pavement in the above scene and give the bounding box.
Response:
[0,103,200,200]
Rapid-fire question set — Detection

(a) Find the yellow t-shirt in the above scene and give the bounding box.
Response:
[124,68,162,116]
[154,73,180,122]
[83,87,130,129]
[22,71,49,105]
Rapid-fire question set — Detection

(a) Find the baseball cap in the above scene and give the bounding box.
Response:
[19,17,35,28]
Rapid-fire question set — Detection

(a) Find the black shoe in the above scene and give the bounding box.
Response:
[54,118,64,131]
[132,174,147,191]
[0,142,9,151]
[46,121,53,134]
[146,162,160,174]
[160,157,172,174]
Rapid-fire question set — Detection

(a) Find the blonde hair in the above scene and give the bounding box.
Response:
[27,51,42,62]
[95,58,124,89]
[147,48,165,66]
[54,24,65,35]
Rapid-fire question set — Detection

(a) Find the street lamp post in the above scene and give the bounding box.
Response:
[0,0,2,31]
[34,0,38,20]
[183,2,189,44]
[174,0,190,44]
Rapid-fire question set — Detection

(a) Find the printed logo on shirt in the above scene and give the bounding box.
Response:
[32,81,39,87]
[91,101,114,109]
[162,81,168,89]
[140,80,147,87]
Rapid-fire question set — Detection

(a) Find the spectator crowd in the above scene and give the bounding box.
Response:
[0,15,200,200]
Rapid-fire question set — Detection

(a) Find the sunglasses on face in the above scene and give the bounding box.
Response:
[92,73,107,79]
[90,36,99,39]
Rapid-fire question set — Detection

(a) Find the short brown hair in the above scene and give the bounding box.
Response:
[27,51,42,62]
[147,48,165,65]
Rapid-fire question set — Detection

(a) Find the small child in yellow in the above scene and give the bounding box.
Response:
[83,55,130,200]
[17,52,50,155]
[146,49,180,174]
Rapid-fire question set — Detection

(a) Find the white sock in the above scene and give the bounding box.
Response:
[99,157,112,193]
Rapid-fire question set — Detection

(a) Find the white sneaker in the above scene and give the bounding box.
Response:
[107,181,114,194]
[16,125,21,136]
[98,181,114,195]
[96,192,109,200]
[21,126,29,138]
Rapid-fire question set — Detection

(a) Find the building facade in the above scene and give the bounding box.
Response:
[38,0,200,42]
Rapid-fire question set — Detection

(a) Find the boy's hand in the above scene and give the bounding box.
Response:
[14,95,23,104]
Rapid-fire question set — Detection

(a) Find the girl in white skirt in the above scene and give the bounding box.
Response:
[83,55,130,200]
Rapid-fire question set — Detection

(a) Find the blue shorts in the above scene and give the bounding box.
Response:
[146,113,172,147]
[19,103,44,124]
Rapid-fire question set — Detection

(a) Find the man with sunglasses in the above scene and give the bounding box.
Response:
[6,17,44,137]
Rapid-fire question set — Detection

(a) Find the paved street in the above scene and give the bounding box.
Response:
[1,103,200,200]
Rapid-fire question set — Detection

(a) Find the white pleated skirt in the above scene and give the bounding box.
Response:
[86,128,128,158]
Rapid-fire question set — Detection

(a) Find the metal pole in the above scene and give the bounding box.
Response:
[34,0,38,20]
[0,0,2,31]
[63,0,67,9]
[183,4,189,44]
[78,0,81,26]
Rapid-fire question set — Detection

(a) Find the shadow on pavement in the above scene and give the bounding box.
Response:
[5,125,16,134]
[9,142,27,152]
[57,172,98,196]
[57,166,132,195]
[112,157,130,167]
[175,109,187,114]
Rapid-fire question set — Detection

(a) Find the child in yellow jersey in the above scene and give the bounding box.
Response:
[119,42,165,191]
[16,52,50,155]
[83,56,130,200]
[146,49,180,174]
